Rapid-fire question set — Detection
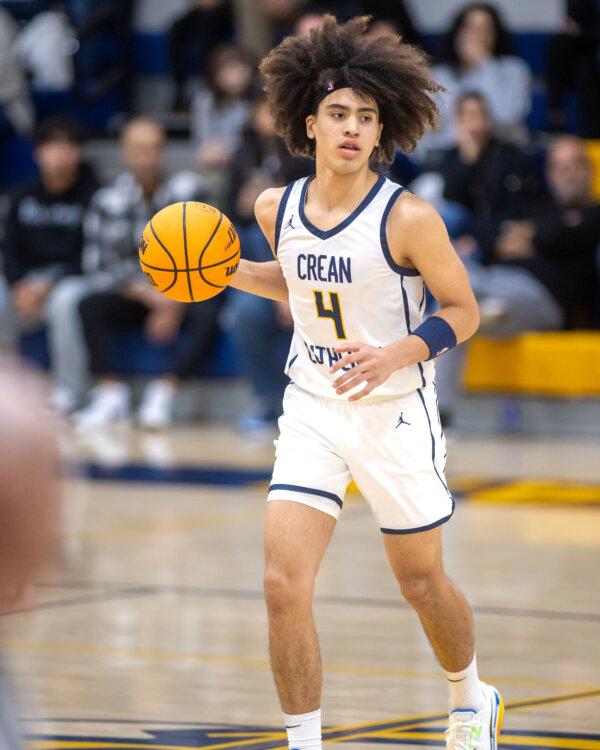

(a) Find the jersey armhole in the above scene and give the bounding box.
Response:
[273,181,295,258]
[380,186,421,277]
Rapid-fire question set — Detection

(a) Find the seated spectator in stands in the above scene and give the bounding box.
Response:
[226,93,312,218]
[433,92,545,254]
[293,8,324,38]
[546,0,600,138]
[168,0,233,111]
[15,8,75,97]
[72,118,220,430]
[435,136,600,424]
[191,44,256,174]
[226,173,294,434]
[67,0,135,116]
[312,0,421,47]
[0,117,99,413]
[262,0,307,42]
[423,3,531,155]
[0,7,34,140]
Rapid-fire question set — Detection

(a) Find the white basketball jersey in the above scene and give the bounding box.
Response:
[276,174,435,402]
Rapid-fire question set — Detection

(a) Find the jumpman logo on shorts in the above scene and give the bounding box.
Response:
[395,412,411,428]
[284,214,295,230]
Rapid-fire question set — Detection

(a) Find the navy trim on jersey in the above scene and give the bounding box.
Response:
[380,503,455,535]
[274,182,295,255]
[400,276,426,388]
[298,173,385,240]
[380,187,420,276]
[269,483,343,508]
[286,353,298,372]
[416,388,451,497]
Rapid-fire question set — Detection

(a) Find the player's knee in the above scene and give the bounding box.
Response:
[398,571,440,609]
[263,565,314,615]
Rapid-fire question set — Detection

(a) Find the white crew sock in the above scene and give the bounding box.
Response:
[444,655,485,713]
[282,708,322,750]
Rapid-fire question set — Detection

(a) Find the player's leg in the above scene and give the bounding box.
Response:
[264,500,336,714]
[383,527,474,672]
[266,384,350,750]
[383,528,503,749]
[345,386,502,748]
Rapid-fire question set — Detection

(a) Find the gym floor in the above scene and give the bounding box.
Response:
[3,425,600,749]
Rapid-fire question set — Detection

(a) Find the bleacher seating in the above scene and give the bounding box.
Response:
[464,332,600,397]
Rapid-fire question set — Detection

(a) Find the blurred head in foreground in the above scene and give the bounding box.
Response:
[0,363,61,613]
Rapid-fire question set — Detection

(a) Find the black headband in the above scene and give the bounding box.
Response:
[312,70,351,111]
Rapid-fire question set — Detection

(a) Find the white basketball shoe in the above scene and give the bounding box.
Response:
[446,683,504,750]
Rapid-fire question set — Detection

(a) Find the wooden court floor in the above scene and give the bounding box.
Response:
[2,425,600,749]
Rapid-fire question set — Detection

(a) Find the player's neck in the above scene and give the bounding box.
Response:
[311,162,378,213]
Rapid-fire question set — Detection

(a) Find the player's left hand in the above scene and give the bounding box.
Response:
[330,341,398,401]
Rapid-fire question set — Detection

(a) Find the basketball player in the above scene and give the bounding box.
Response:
[230,16,502,750]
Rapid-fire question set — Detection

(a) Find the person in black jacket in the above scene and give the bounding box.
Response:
[433,91,544,257]
[2,117,98,298]
[1,116,99,412]
[435,135,600,423]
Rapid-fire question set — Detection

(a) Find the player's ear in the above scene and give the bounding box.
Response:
[376,122,383,147]
[306,114,316,140]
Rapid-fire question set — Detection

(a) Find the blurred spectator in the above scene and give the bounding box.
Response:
[168,0,233,111]
[546,0,600,137]
[67,0,135,116]
[191,44,256,173]
[433,92,545,255]
[262,0,307,42]
[424,3,531,154]
[293,8,324,37]
[0,117,99,413]
[0,6,34,139]
[0,361,60,611]
[226,93,312,221]
[73,118,221,430]
[15,8,76,93]
[436,136,600,423]
[226,173,294,434]
[223,94,310,433]
[0,361,61,747]
[311,0,421,46]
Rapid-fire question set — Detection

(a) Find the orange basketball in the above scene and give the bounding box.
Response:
[138,201,240,302]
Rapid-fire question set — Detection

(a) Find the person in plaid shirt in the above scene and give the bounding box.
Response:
[70,118,223,429]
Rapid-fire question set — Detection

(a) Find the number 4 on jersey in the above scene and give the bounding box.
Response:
[314,291,347,339]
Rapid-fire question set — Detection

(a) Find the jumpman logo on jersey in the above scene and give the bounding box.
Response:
[395,412,411,428]
[284,214,295,230]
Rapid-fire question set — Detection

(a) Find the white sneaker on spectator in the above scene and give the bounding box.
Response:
[137,380,176,430]
[50,385,79,416]
[73,382,130,431]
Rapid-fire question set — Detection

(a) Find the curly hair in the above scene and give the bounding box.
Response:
[259,15,442,162]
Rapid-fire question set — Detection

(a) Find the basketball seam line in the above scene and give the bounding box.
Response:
[198,210,225,290]
[182,202,195,302]
[139,247,240,274]
[148,220,179,293]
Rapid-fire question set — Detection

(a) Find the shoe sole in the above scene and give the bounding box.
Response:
[490,687,504,750]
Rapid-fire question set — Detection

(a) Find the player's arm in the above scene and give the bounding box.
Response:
[331,194,479,400]
[392,192,480,350]
[228,188,290,303]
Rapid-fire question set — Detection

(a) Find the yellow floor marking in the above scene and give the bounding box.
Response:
[207,734,285,739]
[6,640,600,695]
[469,481,600,505]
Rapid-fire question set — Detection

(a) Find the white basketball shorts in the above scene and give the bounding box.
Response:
[268,383,454,533]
